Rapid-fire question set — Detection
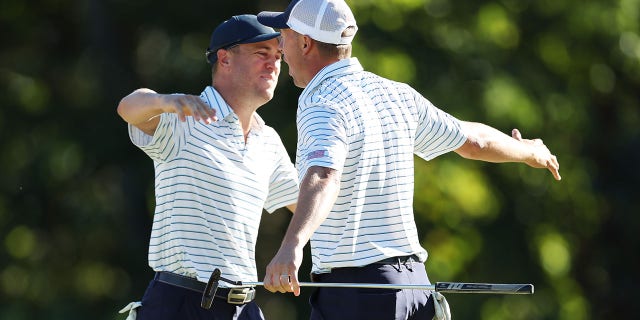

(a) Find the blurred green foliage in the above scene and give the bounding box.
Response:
[1,0,638,319]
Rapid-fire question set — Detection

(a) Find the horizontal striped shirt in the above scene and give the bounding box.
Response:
[296,58,466,273]
[129,86,298,284]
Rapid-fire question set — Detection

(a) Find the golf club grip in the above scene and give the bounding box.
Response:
[435,282,534,294]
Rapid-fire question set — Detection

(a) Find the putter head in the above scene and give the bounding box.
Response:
[201,268,221,309]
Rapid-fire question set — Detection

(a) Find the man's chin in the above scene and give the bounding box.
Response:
[258,90,276,104]
[292,79,305,89]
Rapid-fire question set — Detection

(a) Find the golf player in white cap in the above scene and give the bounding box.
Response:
[256,1,561,319]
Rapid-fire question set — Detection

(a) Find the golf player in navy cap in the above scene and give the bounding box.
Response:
[117,14,298,320]
[256,1,561,319]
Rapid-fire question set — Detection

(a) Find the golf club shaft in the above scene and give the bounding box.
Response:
[237,281,533,294]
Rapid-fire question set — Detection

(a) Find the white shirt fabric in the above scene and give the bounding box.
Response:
[296,58,467,273]
[129,86,299,284]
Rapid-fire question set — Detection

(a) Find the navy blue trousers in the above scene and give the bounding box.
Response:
[136,279,264,320]
[309,260,435,320]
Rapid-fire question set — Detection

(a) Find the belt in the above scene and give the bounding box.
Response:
[154,272,256,305]
[373,254,420,264]
[311,254,422,282]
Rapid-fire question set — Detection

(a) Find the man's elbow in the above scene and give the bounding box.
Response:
[116,98,129,122]
[116,92,138,122]
[455,138,486,159]
[117,88,155,123]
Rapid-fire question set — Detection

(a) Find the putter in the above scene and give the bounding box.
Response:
[201,268,220,309]
[201,268,533,309]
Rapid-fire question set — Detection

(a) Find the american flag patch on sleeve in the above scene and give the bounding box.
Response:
[306,150,327,160]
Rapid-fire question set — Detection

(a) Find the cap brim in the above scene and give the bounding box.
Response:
[257,11,289,29]
[238,32,281,45]
[209,32,280,64]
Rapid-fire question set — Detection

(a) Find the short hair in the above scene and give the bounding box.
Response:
[314,26,355,59]
[211,46,241,75]
[315,41,351,59]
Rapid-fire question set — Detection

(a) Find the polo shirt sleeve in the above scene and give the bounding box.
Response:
[295,103,348,180]
[128,112,190,163]
[264,133,300,213]
[413,93,467,160]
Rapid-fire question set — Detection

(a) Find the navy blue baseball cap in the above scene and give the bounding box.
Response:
[206,14,280,64]
[256,0,300,29]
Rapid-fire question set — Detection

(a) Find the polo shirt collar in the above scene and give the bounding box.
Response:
[300,57,363,101]
[200,86,266,130]
[201,86,233,121]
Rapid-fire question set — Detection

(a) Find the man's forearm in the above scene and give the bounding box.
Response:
[279,166,340,251]
[455,121,561,180]
[456,121,531,163]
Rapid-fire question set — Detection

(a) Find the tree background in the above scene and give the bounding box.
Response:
[1,0,638,319]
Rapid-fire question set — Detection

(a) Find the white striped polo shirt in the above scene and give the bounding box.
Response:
[129,86,299,284]
[296,58,467,273]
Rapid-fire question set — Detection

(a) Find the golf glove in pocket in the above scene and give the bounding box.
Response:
[119,301,142,320]
[432,292,451,320]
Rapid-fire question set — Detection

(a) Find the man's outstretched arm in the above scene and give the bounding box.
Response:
[455,121,561,180]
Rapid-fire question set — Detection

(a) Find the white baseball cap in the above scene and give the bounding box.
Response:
[257,0,358,45]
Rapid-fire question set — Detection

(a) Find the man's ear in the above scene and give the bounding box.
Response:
[301,35,313,54]
[217,49,231,67]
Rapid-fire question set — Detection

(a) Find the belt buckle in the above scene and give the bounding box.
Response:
[227,287,255,304]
